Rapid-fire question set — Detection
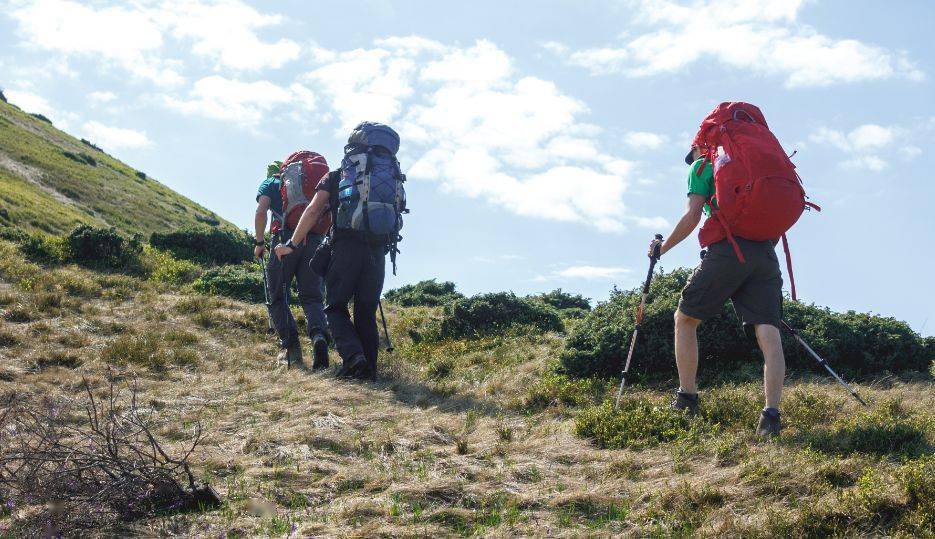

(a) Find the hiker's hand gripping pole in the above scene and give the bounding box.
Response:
[615,234,663,409]
[780,321,868,406]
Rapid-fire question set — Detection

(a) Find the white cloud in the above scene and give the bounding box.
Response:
[81,121,152,149]
[841,155,886,172]
[153,0,300,70]
[163,76,312,127]
[809,123,907,171]
[624,131,668,150]
[88,91,117,103]
[544,0,923,87]
[10,0,182,86]
[536,265,632,281]
[5,89,56,118]
[9,0,301,85]
[302,38,658,232]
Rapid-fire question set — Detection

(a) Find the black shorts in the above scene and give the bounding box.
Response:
[678,238,783,327]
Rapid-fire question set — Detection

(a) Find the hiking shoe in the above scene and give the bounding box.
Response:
[756,408,781,437]
[277,343,303,369]
[311,333,329,370]
[672,391,700,416]
[337,354,367,379]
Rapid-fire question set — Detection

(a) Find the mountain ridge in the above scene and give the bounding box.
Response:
[0,97,234,237]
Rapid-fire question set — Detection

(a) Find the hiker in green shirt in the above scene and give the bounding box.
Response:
[649,145,786,437]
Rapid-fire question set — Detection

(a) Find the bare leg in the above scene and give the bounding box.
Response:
[674,309,702,394]
[756,324,785,409]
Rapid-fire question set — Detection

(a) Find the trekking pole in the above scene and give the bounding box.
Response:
[615,234,663,409]
[280,235,291,369]
[780,320,867,406]
[259,255,274,335]
[378,301,394,352]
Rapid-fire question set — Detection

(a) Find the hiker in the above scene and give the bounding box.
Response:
[255,156,330,369]
[275,122,406,381]
[651,102,813,437]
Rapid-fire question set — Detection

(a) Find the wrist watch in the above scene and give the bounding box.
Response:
[284,239,297,250]
[254,239,265,246]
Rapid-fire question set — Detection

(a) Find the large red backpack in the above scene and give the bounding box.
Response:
[691,102,820,300]
[280,150,331,235]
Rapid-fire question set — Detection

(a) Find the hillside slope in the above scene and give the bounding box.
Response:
[0,98,231,236]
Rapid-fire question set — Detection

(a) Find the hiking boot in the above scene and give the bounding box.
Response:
[337,354,367,379]
[672,391,699,416]
[311,333,329,371]
[756,408,781,437]
[277,343,303,369]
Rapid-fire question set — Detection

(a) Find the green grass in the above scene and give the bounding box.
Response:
[0,100,234,237]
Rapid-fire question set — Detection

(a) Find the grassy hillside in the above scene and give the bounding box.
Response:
[0,237,932,537]
[0,99,231,236]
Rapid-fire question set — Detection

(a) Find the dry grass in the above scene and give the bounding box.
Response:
[0,243,932,536]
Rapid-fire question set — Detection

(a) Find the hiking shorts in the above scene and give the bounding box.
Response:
[678,238,782,328]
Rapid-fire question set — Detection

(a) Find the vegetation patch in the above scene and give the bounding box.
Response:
[150,225,252,265]
[192,263,263,302]
[528,288,591,319]
[575,400,703,449]
[561,268,931,380]
[101,333,198,372]
[802,400,932,458]
[383,279,464,307]
[429,292,563,341]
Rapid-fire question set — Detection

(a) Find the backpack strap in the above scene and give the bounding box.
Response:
[327,170,340,237]
[781,233,797,302]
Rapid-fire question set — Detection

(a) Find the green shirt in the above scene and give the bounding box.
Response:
[687,158,716,215]
[256,176,284,229]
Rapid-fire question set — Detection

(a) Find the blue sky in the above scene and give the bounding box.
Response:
[2,0,933,335]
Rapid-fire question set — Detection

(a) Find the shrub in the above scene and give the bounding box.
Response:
[30,113,52,124]
[66,225,142,272]
[0,228,69,265]
[431,292,563,340]
[150,225,251,265]
[529,288,591,311]
[142,246,201,285]
[574,400,702,449]
[192,264,264,302]
[62,151,96,166]
[561,268,930,380]
[384,279,464,307]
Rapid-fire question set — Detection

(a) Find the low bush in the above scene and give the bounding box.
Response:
[150,225,251,265]
[142,246,201,285]
[523,371,609,411]
[802,400,932,458]
[66,225,142,272]
[529,288,591,313]
[192,263,264,302]
[0,228,69,265]
[430,292,563,341]
[62,151,96,166]
[384,279,464,307]
[561,268,930,380]
[574,400,703,449]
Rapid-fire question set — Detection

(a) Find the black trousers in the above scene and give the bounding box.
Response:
[324,236,386,376]
[266,231,327,348]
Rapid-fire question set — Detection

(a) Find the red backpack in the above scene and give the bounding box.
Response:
[691,102,820,300]
[280,150,331,235]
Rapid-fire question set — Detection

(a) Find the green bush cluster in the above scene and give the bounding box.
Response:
[529,288,591,312]
[66,225,142,271]
[561,268,931,379]
[142,246,201,285]
[150,225,252,265]
[192,263,264,302]
[574,400,701,449]
[430,292,563,341]
[383,279,464,307]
